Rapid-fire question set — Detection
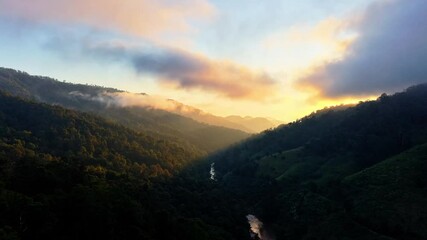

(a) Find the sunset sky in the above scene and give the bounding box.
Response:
[0,0,426,122]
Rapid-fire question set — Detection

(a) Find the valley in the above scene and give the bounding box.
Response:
[1,0,427,239]
[1,68,427,239]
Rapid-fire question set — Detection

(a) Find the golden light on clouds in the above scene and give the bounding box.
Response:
[238,17,368,120]
[41,33,279,101]
[310,94,377,110]
[261,18,357,80]
[1,0,405,123]
[154,56,278,100]
[1,0,215,43]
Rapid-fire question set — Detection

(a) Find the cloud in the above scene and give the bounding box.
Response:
[261,17,356,76]
[0,0,276,101]
[297,0,427,98]
[53,38,277,100]
[69,90,225,116]
[69,90,179,110]
[0,0,215,41]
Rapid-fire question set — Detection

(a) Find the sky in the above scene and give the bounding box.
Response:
[0,0,426,122]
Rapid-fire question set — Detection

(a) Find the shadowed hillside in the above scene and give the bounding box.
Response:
[2,67,427,240]
[209,83,427,239]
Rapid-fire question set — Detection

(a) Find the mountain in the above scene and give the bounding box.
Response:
[2,66,427,240]
[344,143,427,239]
[164,99,253,132]
[0,67,250,153]
[165,99,282,133]
[225,115,283,133]
[210,84,427,239]
[0,92,251,240]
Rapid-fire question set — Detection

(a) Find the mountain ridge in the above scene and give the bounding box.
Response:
[209,83,427,239]
[2,66,427,239]
[0,67,281,133]
[0,67,250,153]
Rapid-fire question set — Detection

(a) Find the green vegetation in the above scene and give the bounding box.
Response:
[0,67,249,153]
[211,84,427,239]
[0,92,248,240]
[256,147,303,179]
[344,143,427,239]
[1,67,427,239]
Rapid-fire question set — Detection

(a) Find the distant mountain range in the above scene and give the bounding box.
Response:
[166,99,283,133]
[225,115,283,133]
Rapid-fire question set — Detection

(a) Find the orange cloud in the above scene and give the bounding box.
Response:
[0,0,215,41]
[131,49,278,100]
[49,37,277,100]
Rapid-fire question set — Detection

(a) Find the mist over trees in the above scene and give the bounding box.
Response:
[0,67,250,154]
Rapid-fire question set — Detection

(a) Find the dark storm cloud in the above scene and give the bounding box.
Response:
[299,0,427,97]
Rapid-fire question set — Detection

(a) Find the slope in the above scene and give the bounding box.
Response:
[0,92,249,240]
[209,83,427,239]
[165,100,283,133]
[344,143,427,239]
[225,115,283,133]
[0,67,250,152]
[213,84,427,182]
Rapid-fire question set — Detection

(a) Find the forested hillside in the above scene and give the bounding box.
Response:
[0,92,250,240]
[0,67,249,153]
[2,66,427,240]
[1,0,426,239]
[210,84,427,239]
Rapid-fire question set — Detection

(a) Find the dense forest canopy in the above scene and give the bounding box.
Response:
[209,83,427,239]
[0,92,249,240]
